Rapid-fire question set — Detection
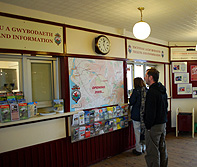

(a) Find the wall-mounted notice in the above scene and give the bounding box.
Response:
[171,47,197,60]
[177,84,192,95]
[174,73,189,84]
[127,39,169,63]
[0,16,63,53]
[172,62,187,73]
[68,58,124,112]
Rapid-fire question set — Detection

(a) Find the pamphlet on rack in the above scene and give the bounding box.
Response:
[94,109,100,121]
[18,102,28,120]
[107,107,113,119]
[14,91,24,100]
[28,102,37,117]
[84,111,90,124]
[103,108,108,120]
[72,127,79,141]
[53,99,64,113]
[78,111,85,125]
[0,104,11,123]
[10,103,20,121]
[72,113,79,126]
[85,125,90,138]
[0,93,7,101]
[79,126,86,139]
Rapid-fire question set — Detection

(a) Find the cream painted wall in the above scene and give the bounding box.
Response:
[66,28,125,58]
[0,2,171,154]
[170,42,197,127]
[171,99,197,127]
[0,118,66,153]
[169,42,196,46]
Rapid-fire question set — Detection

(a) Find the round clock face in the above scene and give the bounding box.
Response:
[95,35,110,55]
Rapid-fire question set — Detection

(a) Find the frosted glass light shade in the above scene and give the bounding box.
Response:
[133,21,151,40]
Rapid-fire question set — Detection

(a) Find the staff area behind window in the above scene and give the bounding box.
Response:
[0,60,20,93]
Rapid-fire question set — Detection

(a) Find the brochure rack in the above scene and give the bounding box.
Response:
[70,104,129,143]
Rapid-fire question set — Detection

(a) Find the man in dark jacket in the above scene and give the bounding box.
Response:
[144,68,168,167]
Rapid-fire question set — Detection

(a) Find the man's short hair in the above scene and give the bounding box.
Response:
[146,68,159,82]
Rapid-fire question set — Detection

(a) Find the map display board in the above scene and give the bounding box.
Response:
[68,58,124,112]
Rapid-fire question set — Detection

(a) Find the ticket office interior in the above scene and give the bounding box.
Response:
[0,2,196,166]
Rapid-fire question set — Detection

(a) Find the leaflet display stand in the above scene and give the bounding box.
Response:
[176,108,194,138]
[70,104,129,143]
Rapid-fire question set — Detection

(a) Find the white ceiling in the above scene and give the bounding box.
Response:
[1,0,197,42]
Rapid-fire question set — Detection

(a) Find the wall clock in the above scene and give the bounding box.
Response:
[95,35,110,55]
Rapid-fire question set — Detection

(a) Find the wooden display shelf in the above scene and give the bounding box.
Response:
[0,111,80,129]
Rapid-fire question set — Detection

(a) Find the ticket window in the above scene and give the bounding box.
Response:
[24,56,60,108]
[0,55,60,109]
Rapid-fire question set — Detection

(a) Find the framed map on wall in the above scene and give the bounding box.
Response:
[68,57,124,112]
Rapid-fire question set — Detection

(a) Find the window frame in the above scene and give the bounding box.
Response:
[127,62,157,90]
[23,55,60,108]
[0,54,60,109]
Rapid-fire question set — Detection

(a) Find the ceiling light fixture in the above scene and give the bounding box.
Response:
[133,7,151,40]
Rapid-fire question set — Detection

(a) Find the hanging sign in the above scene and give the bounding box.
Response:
[0,16,63,53]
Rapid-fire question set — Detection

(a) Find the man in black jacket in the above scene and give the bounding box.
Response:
[144,68,168,167]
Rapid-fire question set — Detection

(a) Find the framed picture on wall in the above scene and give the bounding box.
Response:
[191,65,197,81]
[177,84,192,95]
[172,62,187,73]
[192,87,197,98]
[174,73,189,84]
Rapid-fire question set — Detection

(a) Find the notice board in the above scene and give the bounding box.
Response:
[172,61,197,98]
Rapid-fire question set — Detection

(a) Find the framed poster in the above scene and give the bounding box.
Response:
[177,84,192,95]
[172,62,187,73]
[174,73,189,84]
[192,87,197,98]
[191,65,197,81]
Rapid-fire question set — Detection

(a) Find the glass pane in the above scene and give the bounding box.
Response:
[31,63,52,102]
[146,65,152,71]
[145,65,156,88]
[134,64,144,78]
[0,61,19,92]
[127,64,133,96]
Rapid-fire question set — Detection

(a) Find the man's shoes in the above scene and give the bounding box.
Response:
[132,149,142,156]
